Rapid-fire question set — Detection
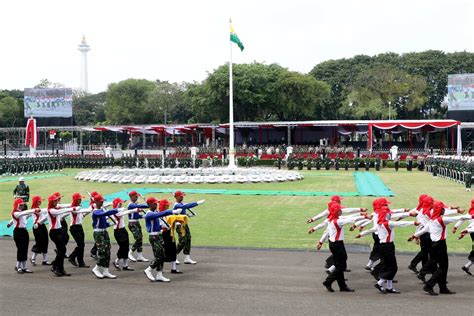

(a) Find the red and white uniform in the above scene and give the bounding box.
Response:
[47,207,76,230]
[113,208,137,229]
[377,221,416,243]
[32,209,48,226]
[11,209,36,228]
[415,216,463,241]
[324,215,364,242]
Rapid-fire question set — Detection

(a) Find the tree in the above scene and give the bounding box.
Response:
[34,79,65,89]
[73,92,107,125]
[0,96,23,127]
[340,66,427,119]
[104,79,156,124]
[272,71,330,121]
[145,80,191,124]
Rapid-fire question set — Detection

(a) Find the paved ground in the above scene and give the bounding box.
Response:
[0,239,472,316]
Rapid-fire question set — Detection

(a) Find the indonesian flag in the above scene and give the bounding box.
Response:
[25,117,38,149]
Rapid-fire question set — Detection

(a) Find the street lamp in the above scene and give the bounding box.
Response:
[388,101,392,120]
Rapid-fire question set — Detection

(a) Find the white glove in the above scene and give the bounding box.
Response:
[172,209,182,215]
[33,223,39,229]
[197,200,205,205]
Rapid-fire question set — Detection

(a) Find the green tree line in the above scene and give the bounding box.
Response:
[2,50,474,127]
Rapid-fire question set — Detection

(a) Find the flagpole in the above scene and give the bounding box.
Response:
[228,18,236,168]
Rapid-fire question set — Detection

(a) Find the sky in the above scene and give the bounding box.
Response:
[1,0,473,93]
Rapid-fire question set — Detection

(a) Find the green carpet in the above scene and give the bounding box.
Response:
[0,172,74,183]
[354,172,395,197]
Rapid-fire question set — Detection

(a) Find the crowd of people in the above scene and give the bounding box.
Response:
[307,195,473,295]
[8,187,204,282]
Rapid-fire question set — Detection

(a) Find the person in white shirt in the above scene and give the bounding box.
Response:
[29,195,51,266]
[112,198,140,271]
[409,201,463,295]
[318,203,365,292]
[11,198,40,273]
[371,206,418,294]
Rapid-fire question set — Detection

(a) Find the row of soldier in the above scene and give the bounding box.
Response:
[426,155,473,190]
[9,189,203,282]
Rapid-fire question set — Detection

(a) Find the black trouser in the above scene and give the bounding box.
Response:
[162,230,177,262]
[325,255,334,268]
[410,232,431,269]
[419,233,436,275]
[369,233,380,261]
[14,228,29,261]
[426,240,449,291]
[32,224,48,254]
[114,228,130,260]
[91,243,97,256]
[69,224,85,265]
[324,241,347,289]
[378,242,398,280]
[468,233,474,262]
[49,228,66,272]
[60,219,70,249]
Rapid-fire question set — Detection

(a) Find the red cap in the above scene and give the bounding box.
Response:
[330,195,342,203]
[174,191,186,198]
[13,198,25,210]
[416,194,429,211]
[159,199,170,211]
[90,191,99,197]
[93,194,105,203]
[31,196,44,208]
[379,198,391,206]
[53,192,63,198]
[146,197,159,205]
[113,198,125,209]
[48,194,60,202]
[422,196,434,215]
[129,190,139,197]
[431,201,446,219]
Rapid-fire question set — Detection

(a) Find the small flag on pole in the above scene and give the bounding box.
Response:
[230,23,244,51]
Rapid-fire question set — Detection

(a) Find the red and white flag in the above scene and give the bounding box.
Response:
[25,117,38,148]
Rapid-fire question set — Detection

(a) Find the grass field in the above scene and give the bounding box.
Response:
[0,168,472,253]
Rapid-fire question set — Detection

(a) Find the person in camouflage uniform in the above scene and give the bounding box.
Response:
[143,197,180,282]
[91,194,119,279]
[13,177,30,203]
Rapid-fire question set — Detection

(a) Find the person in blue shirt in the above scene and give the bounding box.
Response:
[143,197,181,282]
[91,194,119,279]
[127,190,149,262]
[173,190,205,265]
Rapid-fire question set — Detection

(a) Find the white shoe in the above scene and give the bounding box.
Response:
[176,259,180,265]
[155,271,170,282]
[144,267,156,282]
[128,250,137,262]
[184,255,196,265]
[102,268,117,279]
[92,265,104,279]
[136,252,149,262]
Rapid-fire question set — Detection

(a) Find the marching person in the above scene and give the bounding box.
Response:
[13,176,30,203]
[11,198,39,273]
[173,190,205,265]
[91,194,119,279]
[409,201,463,295]
[68,193,91,268]
[143,197,181,282]
[160,199,187,274]
[112,198,139,271]
[318,203,365,292]
[53,192,71,258]
[370,206,419,294]
[452,198,474,275]
[47,193,77,277]
[127,191,149,262]
[30,196,51,266]
[408,194,431,273]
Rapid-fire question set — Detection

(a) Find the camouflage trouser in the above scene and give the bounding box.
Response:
[149,234,165,271]
[176,224,191,255]
[93,231,111,268]
[128,222,143,252]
